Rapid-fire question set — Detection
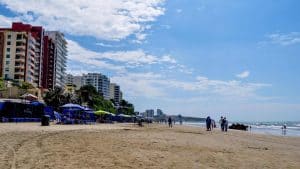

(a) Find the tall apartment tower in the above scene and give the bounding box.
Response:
[109,83,122,106]
[0,22,44,87]
[42,35,55,89]
[43,31,67,89]
[82,73,110,100]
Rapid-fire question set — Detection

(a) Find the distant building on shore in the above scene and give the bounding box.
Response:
[142,109,154,118]
[157,109,164,116]
[109,83,122,106]
[82,73,110,100]
[66,74,83,90]
[66,74,73,84]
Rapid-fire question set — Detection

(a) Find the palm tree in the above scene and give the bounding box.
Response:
[43,86,66,111]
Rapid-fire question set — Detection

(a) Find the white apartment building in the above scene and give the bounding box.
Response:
[82,73,110,100]
[45,31,67,88]
[66,74,83,90]
[109,83,122,105]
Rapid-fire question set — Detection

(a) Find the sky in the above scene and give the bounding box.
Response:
[0,0,300,121]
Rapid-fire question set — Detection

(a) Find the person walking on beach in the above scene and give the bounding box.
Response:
[223,117,228,132]
[211,119,216,130]
[220,116,224,131]
[206,116,212,131]
[168,117,173,128]
[282,124,287,135]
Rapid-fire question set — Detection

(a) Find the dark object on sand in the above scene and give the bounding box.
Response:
[229,123,248,131]
[138,119,143,127]
[41,115,50,126]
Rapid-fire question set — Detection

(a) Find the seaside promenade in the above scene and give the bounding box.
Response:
[0,123,300,169]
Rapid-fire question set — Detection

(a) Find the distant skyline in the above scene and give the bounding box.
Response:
[0,0,300,121]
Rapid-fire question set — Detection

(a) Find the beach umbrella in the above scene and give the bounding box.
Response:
[60,103,84,110]
[117,114,131,118]
[94,110,111,116]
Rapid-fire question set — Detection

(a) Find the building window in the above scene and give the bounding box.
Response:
[6,61,10,65]
[7,35,11,39]
[6,48,10,52]
[7,41,11,45]
[4,74,8,79]
[6,54,10,58]
[5,68,9,71]
[17,34,22,40]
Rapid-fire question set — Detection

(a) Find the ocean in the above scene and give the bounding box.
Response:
[183,121,300,137]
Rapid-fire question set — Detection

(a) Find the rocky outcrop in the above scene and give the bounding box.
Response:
[229,123,248,131]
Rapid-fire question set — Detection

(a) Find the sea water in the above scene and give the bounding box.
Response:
[183,121,300,137]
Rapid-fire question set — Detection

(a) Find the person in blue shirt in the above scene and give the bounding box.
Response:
[206,116,212,131]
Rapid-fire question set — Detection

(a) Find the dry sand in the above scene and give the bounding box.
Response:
[0,123,299,169]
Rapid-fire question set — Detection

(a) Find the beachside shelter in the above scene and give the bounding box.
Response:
[94,110,114,116]
[20,93,38,101]
[60,104,96,124]
[94,110,115,123]
[61,103,85,110]
[115,114,134,122]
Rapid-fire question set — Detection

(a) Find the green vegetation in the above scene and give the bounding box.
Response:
[76,85,116,114]
[0,78,5,91]
[43,85,131,114]
[118,99,135,115]
[19,81,34,90]
[43,86,68,111]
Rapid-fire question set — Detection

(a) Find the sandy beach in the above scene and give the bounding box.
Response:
[0,123,299,169]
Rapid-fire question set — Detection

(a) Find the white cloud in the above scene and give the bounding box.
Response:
[95,42,117,48]
[176,9,182,13]
[0,15,19,27]
[67,40,125,72]
[161,55,176,64]
[265,32,300,46]
[161,24,171,29]
[111,72,167,97]
[0,0,165,41]
[236,71,250,79]
[111,71,270,99]
[68,39,178,70]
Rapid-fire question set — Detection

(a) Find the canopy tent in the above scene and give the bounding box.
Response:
[117,114,132,118]
[94,110,115,116]
[30,101,44,106]
[60,103,85,110]
[20,93,38,101]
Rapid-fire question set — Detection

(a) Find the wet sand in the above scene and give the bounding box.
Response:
[0,123,299,169]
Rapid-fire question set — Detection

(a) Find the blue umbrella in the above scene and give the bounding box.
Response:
[60,103,85,110]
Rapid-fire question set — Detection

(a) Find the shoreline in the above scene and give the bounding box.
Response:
[1,123,300,169]
[181,121,300,137]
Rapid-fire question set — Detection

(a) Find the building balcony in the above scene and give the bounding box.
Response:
[14,71,25,76]
[15,54,25,59]
[15,58,25,63]
[16,45,26,50]
[15,50,26,56]
[16,38,26,43]
[15,64,25,68]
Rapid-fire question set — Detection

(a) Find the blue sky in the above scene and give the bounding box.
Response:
[0,0,300,121]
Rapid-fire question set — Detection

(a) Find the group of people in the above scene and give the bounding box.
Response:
[205,116,228,132]
[219,116,228,132]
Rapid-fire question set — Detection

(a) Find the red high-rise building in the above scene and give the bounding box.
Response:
[0,22,44,87]
[42,36,55,89]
